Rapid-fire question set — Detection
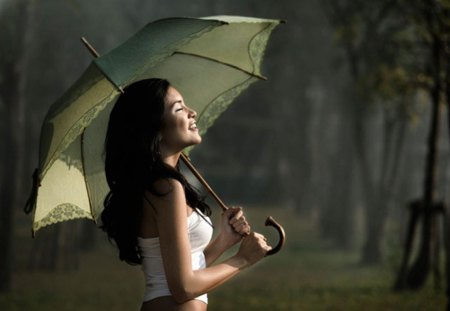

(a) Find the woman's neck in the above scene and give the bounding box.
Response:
[161,151,181,168]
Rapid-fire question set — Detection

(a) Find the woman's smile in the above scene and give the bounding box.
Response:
[189,121,198,131]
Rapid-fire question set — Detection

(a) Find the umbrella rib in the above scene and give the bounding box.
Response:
[81,37,125,94]
[80,130,96,222]
[173,51,267,80]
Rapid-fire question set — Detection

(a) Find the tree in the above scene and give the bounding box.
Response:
[321,0,416,263]
[394,0,450,292]
[0,0,34,292]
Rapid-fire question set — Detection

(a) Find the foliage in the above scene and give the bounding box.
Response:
[322,0,423,110]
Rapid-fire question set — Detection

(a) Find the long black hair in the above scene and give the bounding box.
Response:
[101,78,211,265]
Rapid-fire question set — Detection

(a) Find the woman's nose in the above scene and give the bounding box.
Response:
[188,107,197,118]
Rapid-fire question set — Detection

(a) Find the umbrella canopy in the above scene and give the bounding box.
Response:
[26,16,282,235]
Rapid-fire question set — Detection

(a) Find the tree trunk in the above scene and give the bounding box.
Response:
[0,63,24,292]
[405,36,442,288]
[319,94,356,248]
[446,28,450,310]
[319,150,355,248]
[0,3,39,287]
[0,85,18,292]
[356,125,381,263]
[352,103,384,264]
[361,113,407,264]
[445,201,450,310]
[360,197,385,264]
[394,199,422,289]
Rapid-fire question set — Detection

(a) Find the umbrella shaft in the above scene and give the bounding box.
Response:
[180,153,228,211]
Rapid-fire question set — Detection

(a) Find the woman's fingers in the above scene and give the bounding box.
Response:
[238,232,271,265]
[228,207,243,223]
[253,233,272,253]
[233,221,251,235]
[229,208,251,235]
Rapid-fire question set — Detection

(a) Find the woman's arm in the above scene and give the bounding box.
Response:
[152,179,269,304]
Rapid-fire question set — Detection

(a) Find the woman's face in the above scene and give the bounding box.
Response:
[159,86,201,153]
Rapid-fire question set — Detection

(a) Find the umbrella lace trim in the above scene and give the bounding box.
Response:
[249,22,279,73]
[33,203,93,233]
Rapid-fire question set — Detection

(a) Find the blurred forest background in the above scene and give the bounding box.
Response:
[1,0,450,310]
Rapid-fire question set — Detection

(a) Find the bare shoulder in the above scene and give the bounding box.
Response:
[144,178,185,214]
[149,178,184,198]
[147,179,188,235]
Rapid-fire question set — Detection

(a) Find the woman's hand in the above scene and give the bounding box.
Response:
[218,206,251,248]
[236,232,271,267]
[227,206,251,236]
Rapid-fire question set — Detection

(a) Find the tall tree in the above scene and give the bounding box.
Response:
[0,0,34,292]
[444,4,450,307]
[322,0,418,263]
[394,0,450,291]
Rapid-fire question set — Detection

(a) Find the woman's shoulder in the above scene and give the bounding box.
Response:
[144,178,187,218]
[148,177,184,197]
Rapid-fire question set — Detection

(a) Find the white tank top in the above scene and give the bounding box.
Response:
[138,210,213,304]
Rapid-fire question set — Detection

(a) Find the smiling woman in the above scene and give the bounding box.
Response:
[100,78,271,311]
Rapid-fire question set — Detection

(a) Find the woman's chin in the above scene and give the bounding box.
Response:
[192,135,202,145]
[182,138,201,150]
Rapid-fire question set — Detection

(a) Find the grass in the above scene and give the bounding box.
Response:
[0,207,447,310]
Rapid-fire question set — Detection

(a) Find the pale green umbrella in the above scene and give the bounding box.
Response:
[25,16,284,250]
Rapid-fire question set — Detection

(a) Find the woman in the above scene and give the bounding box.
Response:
[101,78,270,310]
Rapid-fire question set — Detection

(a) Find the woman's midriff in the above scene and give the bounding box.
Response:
[140,296,207,311]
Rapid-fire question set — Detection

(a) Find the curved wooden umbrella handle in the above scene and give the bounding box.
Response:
[265,216,286,256]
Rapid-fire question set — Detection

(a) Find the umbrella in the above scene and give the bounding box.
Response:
[24,16,285,254]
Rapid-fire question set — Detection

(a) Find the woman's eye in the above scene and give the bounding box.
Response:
[175,108,184,112]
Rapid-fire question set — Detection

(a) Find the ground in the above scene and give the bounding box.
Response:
[0,207,446,310]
